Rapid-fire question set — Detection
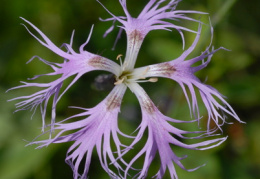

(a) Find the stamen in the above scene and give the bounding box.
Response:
[116,54,123,67]
[114,77,125,85]
[116,54,123,60]
[134,77,158,83]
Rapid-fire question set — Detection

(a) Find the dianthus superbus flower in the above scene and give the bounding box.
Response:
[10,0,242,179]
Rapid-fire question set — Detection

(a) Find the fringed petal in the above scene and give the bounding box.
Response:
[9,18,121,132]
[29,84,129,179]
[123,83,227,179]
[142,23,242,132]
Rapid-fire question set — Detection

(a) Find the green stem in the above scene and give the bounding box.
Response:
[212,0,237,26]
[193,0,238,55]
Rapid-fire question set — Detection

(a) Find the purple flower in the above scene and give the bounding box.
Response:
[10,0,242,179]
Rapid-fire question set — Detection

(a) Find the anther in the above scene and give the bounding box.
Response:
[135,77,158,83]
[116,54,123,67]
[116,54,123,60]
[148,78,158,82]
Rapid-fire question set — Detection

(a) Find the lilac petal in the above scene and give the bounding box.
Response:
[143,23,242,132]
[100,0,205,46]
[124,83,227,179]
[9,18,121,132]
[30,84,129,179]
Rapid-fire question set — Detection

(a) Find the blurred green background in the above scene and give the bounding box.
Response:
[0,0,259,178]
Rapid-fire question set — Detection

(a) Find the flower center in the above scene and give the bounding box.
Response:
[114,54,158,86]
[114,70,133,85]
[114,68,158,86]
